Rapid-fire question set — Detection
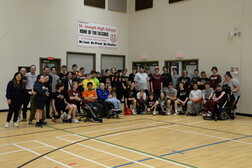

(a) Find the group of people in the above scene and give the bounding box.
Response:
[5,64,241,128]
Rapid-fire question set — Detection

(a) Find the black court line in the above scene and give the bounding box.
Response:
[0,118,147,139]
[145,118,249,136]
[17,123,174,168]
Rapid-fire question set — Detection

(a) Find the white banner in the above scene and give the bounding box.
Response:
[78,20,117,49]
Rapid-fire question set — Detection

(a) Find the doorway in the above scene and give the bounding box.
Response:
[132,61,159,74]
[40,58,61,74]
[165,59,198,78]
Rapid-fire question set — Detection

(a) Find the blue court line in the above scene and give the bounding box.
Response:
[113,135,252,168]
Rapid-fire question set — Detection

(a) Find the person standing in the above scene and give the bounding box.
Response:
[161,66,172,97]
[198,71,209,90]
[178,70,191,90]
[190,69,201,89]
[151,67,163,99]
[171,68,179,88]
[5,72,24,128]
[209,66,222,89]
[222,71,241,115]
[101,69,112,88]
[19,67,27,121]
[71,64,78,79]
[24,65,37,125]
[128,67,137,85]
[43,67,52,119]
[51,66,60,93]
[59,65,68,81]
[134,66,149,95]
[33,75,47,127]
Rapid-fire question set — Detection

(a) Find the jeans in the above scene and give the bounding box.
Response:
[187,101,201,115]
[105,98,121,109]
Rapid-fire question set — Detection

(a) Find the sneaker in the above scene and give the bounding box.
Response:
[60,112,67,119]
[28,121,33,125]
[17,117,22,122]
[40,120,47,125]
[72,119,79,123]
[132,109,136,115]
[67,115,71,120]
[173,112,179,116]
[13,122,19,127]
[153,111,156,116]
[35,122,43,127]
[4,122,10,128]
[167,112,171,115]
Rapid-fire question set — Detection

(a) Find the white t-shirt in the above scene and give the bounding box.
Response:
[137,92,147,100]
[189,89,202,99]
[134,72,149,90]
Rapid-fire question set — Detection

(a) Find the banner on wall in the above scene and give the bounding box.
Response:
[78,20,117,49]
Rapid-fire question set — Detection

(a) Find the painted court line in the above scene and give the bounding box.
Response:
[0,140,35,147]
[165,127,252,145]
[59,137,154,168]
[55,121,203,168]
[113,135,252,168]
[13,143,72,168]
[0,145,47,156]
[34,140,111,168]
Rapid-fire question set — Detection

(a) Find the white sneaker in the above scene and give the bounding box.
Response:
[72,119,79,123]
[13,122,19,127]
[67,115,71,120]
[132,109,136,115]
[153,111,156,116]
[4,122,10,128]
[60,112,67,119]
[167,112,171,115]
[173,112,179,116]
[17,117,22,122]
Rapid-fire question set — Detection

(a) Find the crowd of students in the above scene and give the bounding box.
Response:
[4,64,241,128]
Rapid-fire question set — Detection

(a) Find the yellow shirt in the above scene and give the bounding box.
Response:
[82,79,96,90]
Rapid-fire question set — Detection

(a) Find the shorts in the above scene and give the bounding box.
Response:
[34,96,46,110]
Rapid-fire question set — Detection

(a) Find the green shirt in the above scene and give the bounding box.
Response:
[91,77,100,88]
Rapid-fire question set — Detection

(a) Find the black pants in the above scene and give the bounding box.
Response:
[45,95,51,117]
[116,88,124,101]
[7,100,22,123]
[22,90,31,119]
[98,100,109,117]
[86,102,103,118]
[154,89,160,100]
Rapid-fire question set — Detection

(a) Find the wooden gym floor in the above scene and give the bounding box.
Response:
[0,112,252,168]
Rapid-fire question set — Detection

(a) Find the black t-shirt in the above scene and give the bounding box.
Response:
[121,75,129,86]
[59,73,68,81]
[129,73,135,83]
[127,87,137,98]
[52,91,66,110]
[198,77,210,90]
[215,90,227,102]
[112,77,122,89]
[146,99,156,108]
[101,76,112,87]
[162,73,172,87]
[178,76,190,89]
[177,89,189,101]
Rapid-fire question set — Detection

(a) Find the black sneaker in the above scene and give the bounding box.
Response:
[40,120,47,125]
[35,122,43,127]
[28,121,33,125]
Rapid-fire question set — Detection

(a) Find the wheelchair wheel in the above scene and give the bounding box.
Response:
[218,110,228,120]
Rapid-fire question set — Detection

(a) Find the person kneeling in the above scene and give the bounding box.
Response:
[52,83,79,123]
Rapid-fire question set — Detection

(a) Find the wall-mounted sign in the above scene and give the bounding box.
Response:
[78,20,117,49]
[230,66,240,75]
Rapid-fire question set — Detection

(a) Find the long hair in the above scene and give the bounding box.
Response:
[12,72,22,88]
[225,71,233,79]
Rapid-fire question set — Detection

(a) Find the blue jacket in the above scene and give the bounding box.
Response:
[33,81,47,95]
[97,89,110,100]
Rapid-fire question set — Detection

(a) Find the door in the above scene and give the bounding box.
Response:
[132,61,158,74]
[101,55,125,75]
[40,58,61,74]
[165,60,198,77]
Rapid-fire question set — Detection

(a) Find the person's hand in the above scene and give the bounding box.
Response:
[213,98,218,102]
[108,95,112,98]
[151,89,154,92]
[55,112,58,116]
[7,99,11,104]
[76,97,81,101]
[182,101,185,106]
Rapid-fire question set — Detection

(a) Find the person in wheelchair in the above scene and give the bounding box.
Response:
[97,83,122,117]
[82,82,103,121]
